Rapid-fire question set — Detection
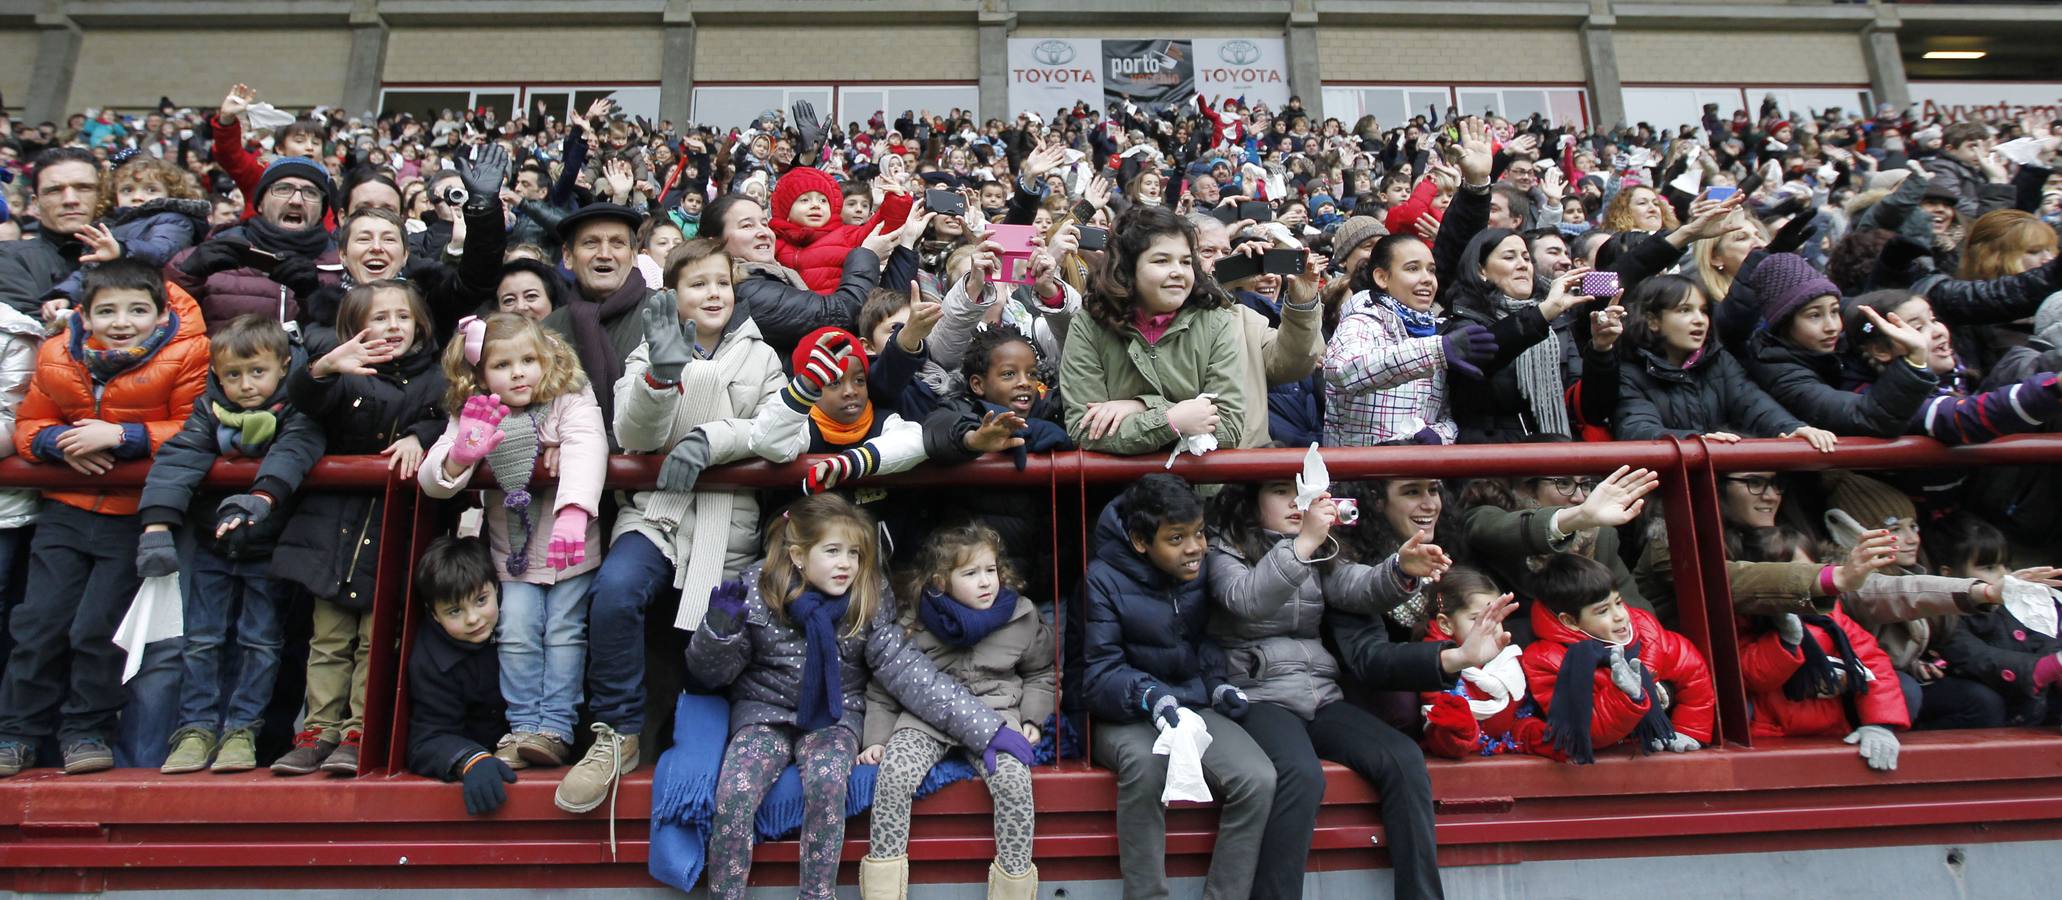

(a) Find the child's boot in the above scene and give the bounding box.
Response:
[61,737,113,775]
[320,730,362,776]
[162,727,217,774]
[554,724,639,814]
[211,727,259,773]
[858,854,908,900]
[987,860,1037,900]
[271,728,338,776]
[0,741,34,777]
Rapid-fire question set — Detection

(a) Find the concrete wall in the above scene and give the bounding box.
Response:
[1614,30,1869,85]
[693,24,977,82]
[384,26,663,83]
[72,28,353,109]
[0,29,37,113]
[1318,26,1586,83]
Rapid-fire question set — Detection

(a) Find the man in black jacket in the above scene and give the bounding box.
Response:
[0,147,100,315]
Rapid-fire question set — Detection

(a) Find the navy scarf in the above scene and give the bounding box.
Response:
[789,589,851,732]
[1544,638,1676,765]
[1379,293,1441,337]
[1782,614,1869,729]
[917,585,1019,648]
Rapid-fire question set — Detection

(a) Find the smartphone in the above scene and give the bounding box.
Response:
[1238,200,1274,224]
[1581,271,1622,298]
[235,244,281,273]
[1077,225,1109,252]
[925,188,966,218]
[1702,185,1739,202]
[1262,248,1308,277]
[1207,204,1241,227]
[1212,252,1263,284]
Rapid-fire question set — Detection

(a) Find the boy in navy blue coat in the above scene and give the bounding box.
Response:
[406,536,516,816]
[1077,473,1277,900]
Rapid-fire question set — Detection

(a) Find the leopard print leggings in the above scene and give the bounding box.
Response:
[866,727,1035,874]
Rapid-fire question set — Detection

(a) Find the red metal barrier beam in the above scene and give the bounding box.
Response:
[1701,434,2062,472]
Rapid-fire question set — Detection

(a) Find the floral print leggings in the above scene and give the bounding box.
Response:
[706,723,857,900]
[867,727,1036,874]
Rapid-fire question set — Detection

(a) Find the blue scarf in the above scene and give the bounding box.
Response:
[788,589,852,732]
[1379,293,1441,337]
[917,586,1019,648]
[1543,638,1675,765]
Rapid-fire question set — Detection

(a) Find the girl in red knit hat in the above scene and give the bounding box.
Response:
[771,167,914,294]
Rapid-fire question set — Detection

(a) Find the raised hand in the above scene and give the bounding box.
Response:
[703,579,750,636]
[965,409,1028,454]
[1456,118,1496,186]
[1396,528,1453,580]
[219,83,257,121]
[1857,306,1929,367]
[78,223,122,264]
[603,159,634,201]
[1591,291,1627,353]
[313,328,400,378]
[1540,266,1598,320]
[1440,323,1498,378]
[896,280,941,350]
[1608,645,1646,700]
[1560,465,1660,533]
[1833,529,1899,592]
[448,395,510,468]
[457,143,510,204]
[640,290,697,384]
[795,332,859,394]
[1450,592,1516,671]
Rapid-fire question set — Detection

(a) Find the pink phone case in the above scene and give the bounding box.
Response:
[987,224,1039,285]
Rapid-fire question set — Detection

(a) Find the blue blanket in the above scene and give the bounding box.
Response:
[647,693,1062,893]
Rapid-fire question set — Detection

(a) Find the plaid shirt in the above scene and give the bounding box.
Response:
[1322,292,1456,446]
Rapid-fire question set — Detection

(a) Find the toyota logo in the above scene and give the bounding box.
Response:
[1219,40,1261,65]
[1034,41,1075,65]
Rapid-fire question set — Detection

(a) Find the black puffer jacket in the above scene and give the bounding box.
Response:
[734,245,919,363]
[1742,330,1937,437]
[275,336,447,608]
[137,345,325,559]
[1077,496,1226,723]
[1615,346,1803,440]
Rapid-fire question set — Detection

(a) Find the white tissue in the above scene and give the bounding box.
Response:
[114,575,184,683]
[1294,443,1330,511]
[243,102,299,131]
[1152,708,1215,804]
[1163,393,1221,469]
[2001,577,2060,639]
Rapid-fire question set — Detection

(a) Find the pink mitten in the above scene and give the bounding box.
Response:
[449,395,509,467]
[548,506,591,571]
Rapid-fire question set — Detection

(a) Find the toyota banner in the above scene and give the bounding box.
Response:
[1007,36,1290,119]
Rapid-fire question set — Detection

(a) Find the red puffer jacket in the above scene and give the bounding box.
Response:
[1418,618,1553,759]
[772,186,912,294]
[1522,601,1717,748]
[1739,600,1910,737]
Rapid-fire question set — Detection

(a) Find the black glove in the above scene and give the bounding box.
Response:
[791,100,824,159]
[457,143,511,213]
[179,241,245,280]
[1211,684,1251,720]
[270,255,322,300]
[656,429,713,494]
[1878,236,1934,284]
[215,494,273,534]
[461,754,517,816]
[136,529,179,578]
[1142,684,1180,731]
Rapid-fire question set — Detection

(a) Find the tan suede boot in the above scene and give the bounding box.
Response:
[987,860,1038,900]
[858,854,909,900]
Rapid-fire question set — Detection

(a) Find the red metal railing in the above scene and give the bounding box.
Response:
[2,437,2061,890]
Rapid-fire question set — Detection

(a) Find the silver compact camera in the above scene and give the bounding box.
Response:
[1333,498,1360,526]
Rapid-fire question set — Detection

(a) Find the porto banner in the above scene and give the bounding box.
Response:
[1008,37,1289,118]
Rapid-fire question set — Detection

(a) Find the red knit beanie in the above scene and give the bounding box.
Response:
[790,326,869,378]
[770,167,841,226]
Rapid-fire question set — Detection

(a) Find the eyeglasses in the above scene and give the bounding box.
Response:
[267,183,323,201]
[1724,476,1786,497]
[1535,476,1600,496]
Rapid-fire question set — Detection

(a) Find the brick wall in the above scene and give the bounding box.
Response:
[1614,30,1868,84]
[693,24,977,82]
[0,30,35,113]
[72,28,352,110]
[1317,27,1585,83]
[384,27,662,83]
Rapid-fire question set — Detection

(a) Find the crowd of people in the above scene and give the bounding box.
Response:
[0,79,2061,900]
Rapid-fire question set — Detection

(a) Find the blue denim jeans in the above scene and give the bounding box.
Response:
[582,533,675,736]
[498,572,595,743]
[177,547,289,733]
[115,636,183,768]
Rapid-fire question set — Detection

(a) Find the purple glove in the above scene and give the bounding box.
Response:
[1440,323,1498,379]
[983,722,1035,775]
[703,580,749,636]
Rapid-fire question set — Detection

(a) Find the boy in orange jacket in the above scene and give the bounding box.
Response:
[1522,553,1716,764]
[0,258,210,776]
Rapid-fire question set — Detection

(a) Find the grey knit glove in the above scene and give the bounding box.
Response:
[1845,725,1900,771]
[1649,733,1702,754]
[657,429,713,494]
[1608,644,1645,700]
[1776,613,1805,648]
